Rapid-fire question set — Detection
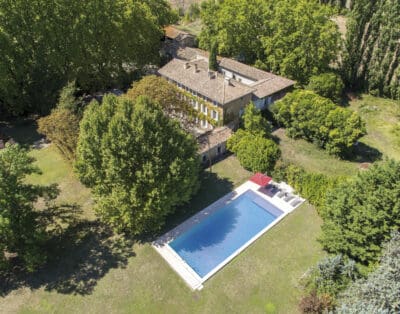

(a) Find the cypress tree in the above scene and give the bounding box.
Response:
[209,41,218,71]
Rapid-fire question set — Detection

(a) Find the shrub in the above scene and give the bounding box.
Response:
[227,104,279,173]
[228,131,280,173]
[299,291,334,314]
[307,72,344,103]
[38,108,80,161]
[37,82,82,161]
[272,162,344,209]
[272,90,366,156]
[302,255,358,297]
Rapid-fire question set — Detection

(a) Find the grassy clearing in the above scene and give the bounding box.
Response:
[0,151,323,314]
[274,128,359,177]
[349,94,400,160]
[28,146,94,219]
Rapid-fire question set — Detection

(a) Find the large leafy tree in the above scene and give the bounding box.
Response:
[199,0,340,84]
[272,90,365,156]
[0,144,58,271]
[260,0,340,85]
[199,0,268,63]
[125,75,196,130]
[75,95,200,235]
[320,160,400,266]
[0,0,176,115]
[337,232,400,313]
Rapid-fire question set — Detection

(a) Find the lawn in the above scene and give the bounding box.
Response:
[0,150,323,314]
[274,128,359,177]
[28,147,94,219]
[349,94,400,160]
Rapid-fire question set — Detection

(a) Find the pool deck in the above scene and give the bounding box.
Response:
[152,180,304,290]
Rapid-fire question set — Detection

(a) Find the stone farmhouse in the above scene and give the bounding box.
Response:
[158,47,295,164]
[158,47,295,129]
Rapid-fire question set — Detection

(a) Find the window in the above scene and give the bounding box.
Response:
[217,146,221,155]
[201,119,208,128]
[212,110,218,121]
[200,103,204,113]
[204,106,208,115]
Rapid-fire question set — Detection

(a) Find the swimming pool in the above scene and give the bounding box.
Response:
[169,190,283,278]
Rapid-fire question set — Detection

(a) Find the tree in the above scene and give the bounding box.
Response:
[0,0,176,115]
[209,41,219,71]
[242,102,272,136]
[260,0,340,85]
[199,0,267,63]
[337,232,400,313]
[0,144,59,271]
[228,132,281,173]
[199,0,340,84]
[342,0,400,99]
[38,109,80,161]
[319,160,400,266]
[125,75,196,130]
[272,90,365,156]
[38,82,81,161]
[75,95,200,235]
[307,72,345,103]
[227,104,279,173]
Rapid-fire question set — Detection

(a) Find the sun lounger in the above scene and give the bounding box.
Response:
[290,198,303,207]
[277,191,286,198]
[283,194,295,202]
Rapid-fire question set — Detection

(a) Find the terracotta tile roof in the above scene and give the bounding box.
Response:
[164,26,191,40]
[173,47,295,99]
[250,76,295,98]
[158,58,254,105]
[197,125,233,154]
[219,58,295,98]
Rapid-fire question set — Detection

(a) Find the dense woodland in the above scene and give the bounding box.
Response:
[342,0,400,99]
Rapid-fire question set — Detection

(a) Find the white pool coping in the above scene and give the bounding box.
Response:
[152,180,304,290]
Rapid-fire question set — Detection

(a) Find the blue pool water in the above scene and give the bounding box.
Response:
[169,190,283,278]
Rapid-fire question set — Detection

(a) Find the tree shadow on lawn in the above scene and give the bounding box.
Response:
[0,220,135,297]
[0,117,42,146]
[346,142,383,163]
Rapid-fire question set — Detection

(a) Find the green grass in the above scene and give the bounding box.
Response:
[274,128,359,177]
[349,94,400,160]
[28,146,94,219]
[175,20,202,37]
[0,152,323,314]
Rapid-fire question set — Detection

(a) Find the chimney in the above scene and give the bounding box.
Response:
[208,71,215,79]
[193,63,198,73]
[224,77,230,86]
[184,62,190,69]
